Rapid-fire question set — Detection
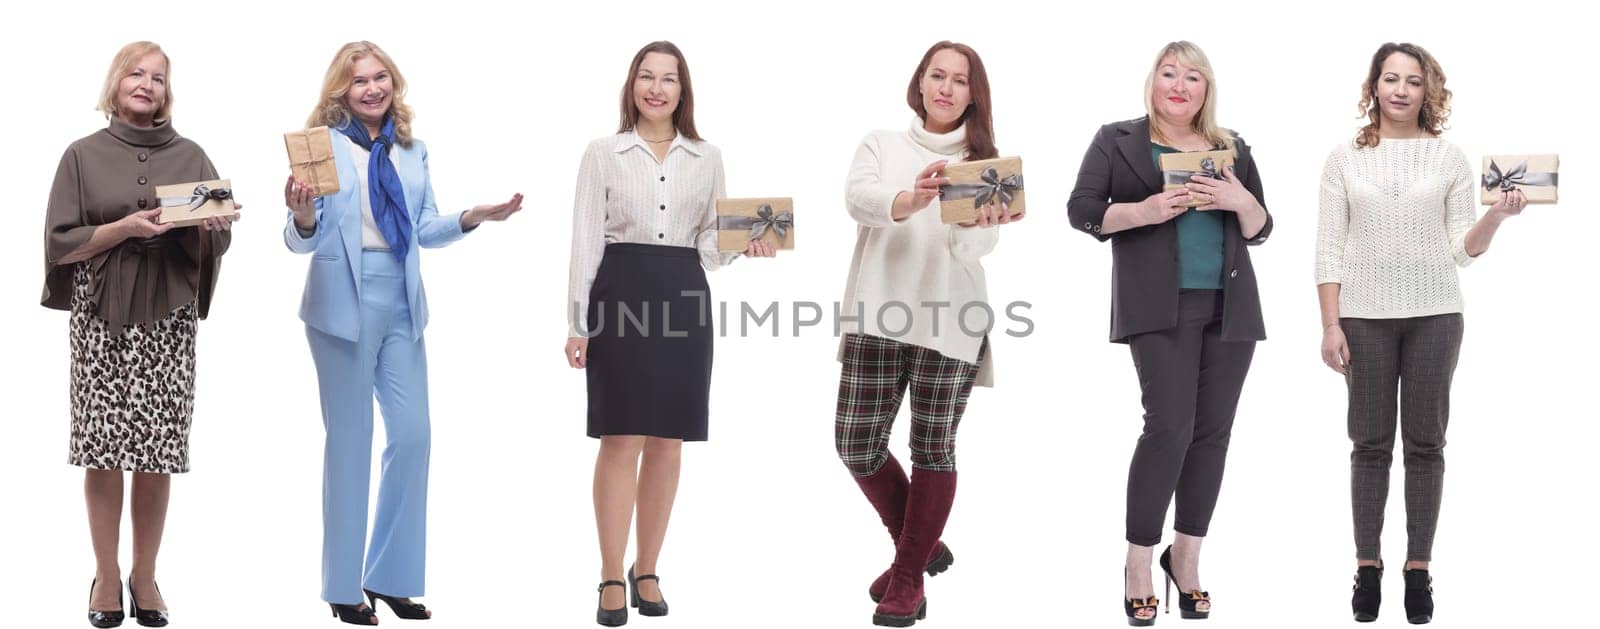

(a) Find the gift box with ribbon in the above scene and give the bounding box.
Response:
[1159,149,1236,208]
[716,198,795,252]
[284,126,341,197]
[1481,154,1558,205]
[156,179,238,227]
[939,156,1025,224]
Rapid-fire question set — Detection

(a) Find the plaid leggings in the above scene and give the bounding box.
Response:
[835,333,982,477]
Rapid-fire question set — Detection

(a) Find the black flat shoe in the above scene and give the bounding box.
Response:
[1159,546,1211,619]
[330,602,378,625]
[87,579,125,628]
[1403,569,1433,624]
[627,565,669,617]
[596,580,627,627]
[364,589,430,620]
[1351,564,1382,622]
[126,580,169,628]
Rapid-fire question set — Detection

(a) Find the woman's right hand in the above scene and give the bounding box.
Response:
[284,175,317,230]
[1321,324,1351,375]
[907,160,950,212]
[116,208,175,239]
[565,337,589,369]
[1133,189,1192,227]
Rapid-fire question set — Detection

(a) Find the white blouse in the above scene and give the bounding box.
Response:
[343,135,399,250]
[1316,138,1478,319]
[566,131,736,337]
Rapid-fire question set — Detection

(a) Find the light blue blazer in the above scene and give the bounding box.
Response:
[284,135,468,342]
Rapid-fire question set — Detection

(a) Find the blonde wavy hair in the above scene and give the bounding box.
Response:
[97,41,173,123]
[1143,41,1235,152]
[306,41,414,147]
[1355,42,1450,148]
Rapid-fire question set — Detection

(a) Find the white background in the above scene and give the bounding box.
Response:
[2,1,1593,628]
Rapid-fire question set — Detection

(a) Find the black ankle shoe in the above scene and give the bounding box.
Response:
[1403,569,1433,624]
[627,565,669,617]
[1158,546,1211,619]
[126,580,169,628]
[87,579,125,628]
[596,580,627,627]
[1124,567,1158,626]
[364,589,430,620]
[1351,565,1383,622]
[329,602,378,625]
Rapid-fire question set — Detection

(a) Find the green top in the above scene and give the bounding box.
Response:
[1152,143,1225,290]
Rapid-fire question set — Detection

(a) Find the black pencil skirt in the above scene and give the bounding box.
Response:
[585,243,713,441]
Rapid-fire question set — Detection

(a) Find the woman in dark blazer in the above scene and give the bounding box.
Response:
[1067,41,1270,626]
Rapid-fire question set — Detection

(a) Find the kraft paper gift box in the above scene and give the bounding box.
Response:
[717,198,795,252]
[1481,154,1559,205]
[938,156,1025,224]
[156,179,238,227]
[1159,149,1235,208]
[283,126,341,197]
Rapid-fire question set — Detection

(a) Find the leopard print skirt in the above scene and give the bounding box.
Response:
[68,264,198,473]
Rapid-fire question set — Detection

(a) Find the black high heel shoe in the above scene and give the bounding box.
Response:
[627,565,669,617]
[1158,546,1211,619]
[126,580,169,628]
[596,580,628,627]
[87,579,125,628]
[1351,564,1383,622]
[330,602,378,625]
[364,589,430,620]
[1403,569,1433,625]
[1124,568,1158,627]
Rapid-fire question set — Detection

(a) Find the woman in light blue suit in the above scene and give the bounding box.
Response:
[283,41,522,626]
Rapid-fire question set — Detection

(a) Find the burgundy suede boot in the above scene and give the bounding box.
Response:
[872,468,957,627]
[854,455,956,602]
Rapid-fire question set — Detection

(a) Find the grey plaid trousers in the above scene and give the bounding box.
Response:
[1342,314,1463,563]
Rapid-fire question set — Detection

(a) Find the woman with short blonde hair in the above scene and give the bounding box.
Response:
[44,40,236,628]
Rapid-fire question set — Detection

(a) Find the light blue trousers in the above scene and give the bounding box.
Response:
[307,251,430,605]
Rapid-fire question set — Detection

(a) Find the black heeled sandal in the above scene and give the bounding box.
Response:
[596,580,628,627]
[364,589,430,620]
[87,579,125,629]
[329,602,378,625]
[126,580,169,627]
[627,565,669,617]
[1158,546,1211,619]
[1124,567,1158,626]
[1352,564,1383,622]
[1403,569,1433,625]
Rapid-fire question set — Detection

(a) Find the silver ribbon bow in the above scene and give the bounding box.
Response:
[940,167,1024,207]
[1481,160,1558,192]
[717,204,794,241]
[159,184,232,211]
[1163,156,1225,185]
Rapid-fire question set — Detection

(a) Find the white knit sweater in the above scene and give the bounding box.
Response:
[838,120,999,386]
[1316,138,1478,319]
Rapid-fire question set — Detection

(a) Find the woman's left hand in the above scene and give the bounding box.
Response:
[462,193,525,229]
[1186,166,1256,213]
[1488,188,1527,219]
[744,238,777,258]
[958,201,1024,228]
[201,202,242,232]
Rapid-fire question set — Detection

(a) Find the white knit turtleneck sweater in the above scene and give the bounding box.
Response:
[1316,138,1479,319]
[837,120,1000,386]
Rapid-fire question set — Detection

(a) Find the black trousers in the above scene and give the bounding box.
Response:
[1125,290,1256,546]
